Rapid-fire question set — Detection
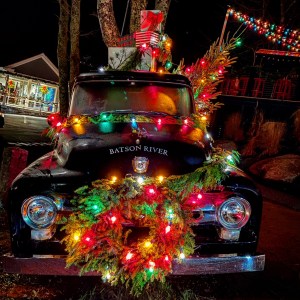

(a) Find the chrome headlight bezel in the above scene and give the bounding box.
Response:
[21,195,58,229]
[217,196,251,230]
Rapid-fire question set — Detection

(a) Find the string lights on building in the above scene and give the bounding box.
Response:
[228,8,300,52]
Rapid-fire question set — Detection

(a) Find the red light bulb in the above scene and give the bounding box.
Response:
[149,188,155,194]
[126,252,133,260]
[165,225,171,233]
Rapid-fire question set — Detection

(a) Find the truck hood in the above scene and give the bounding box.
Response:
[55,122,212,178]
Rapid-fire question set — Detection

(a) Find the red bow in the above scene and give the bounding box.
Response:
[141,11,164,31]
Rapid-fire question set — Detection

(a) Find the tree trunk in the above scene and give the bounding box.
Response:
[129,0,147,34]
[97,0,120,47]
[280,0,285,23]
[57,0,70,116]
[70,0,81,91]
[155,0,171,31]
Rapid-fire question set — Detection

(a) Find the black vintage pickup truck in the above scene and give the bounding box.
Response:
[2,71,264,283]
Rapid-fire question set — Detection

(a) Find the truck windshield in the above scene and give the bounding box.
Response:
[69,81,193,116]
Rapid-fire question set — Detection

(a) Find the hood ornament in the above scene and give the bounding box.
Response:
[132,156,149,174]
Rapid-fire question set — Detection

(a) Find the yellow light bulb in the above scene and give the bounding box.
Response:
[157,175,164,183]
[111,176,117,183]
[73,124,85,135]
[144,241,152,248]
[73,231,81,242]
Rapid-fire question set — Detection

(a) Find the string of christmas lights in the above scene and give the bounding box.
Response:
[46,112,208,141]
[229,8,300,52]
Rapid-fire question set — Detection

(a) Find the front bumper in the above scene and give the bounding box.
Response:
[1,253,265,276]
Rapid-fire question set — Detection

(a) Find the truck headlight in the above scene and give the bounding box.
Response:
[21,196,57,229]
[217,197,251,229]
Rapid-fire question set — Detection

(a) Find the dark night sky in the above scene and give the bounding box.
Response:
[0,0,286,70]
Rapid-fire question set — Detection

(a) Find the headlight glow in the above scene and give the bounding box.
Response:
[21,195,57,229]
[217,197,251,229]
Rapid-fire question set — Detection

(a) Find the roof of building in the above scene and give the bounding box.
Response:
[5,53,59,82]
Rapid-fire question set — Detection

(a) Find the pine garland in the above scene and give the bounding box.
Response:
[46,112,208,140]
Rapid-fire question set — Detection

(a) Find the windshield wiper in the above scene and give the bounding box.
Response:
[102,109,133,114]
[93,110,182,118]
[134,111,181,118]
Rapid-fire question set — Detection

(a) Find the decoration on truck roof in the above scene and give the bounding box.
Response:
[108,9,171,72]
[107,9,239,117]
[60,147,240,296]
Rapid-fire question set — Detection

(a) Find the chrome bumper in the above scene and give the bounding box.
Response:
[1,253,265,276]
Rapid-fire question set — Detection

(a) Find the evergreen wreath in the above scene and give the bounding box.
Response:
[59,145,239,296]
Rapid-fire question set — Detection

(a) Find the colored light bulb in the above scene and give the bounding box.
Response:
[148,188,155,194]
[149,261,155,267]
[165,225,171,233]
[137,177,144,184]
[126,252,133,260]
[144,241,152,248]
[73,231,80,242]
[157,175,164,183]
